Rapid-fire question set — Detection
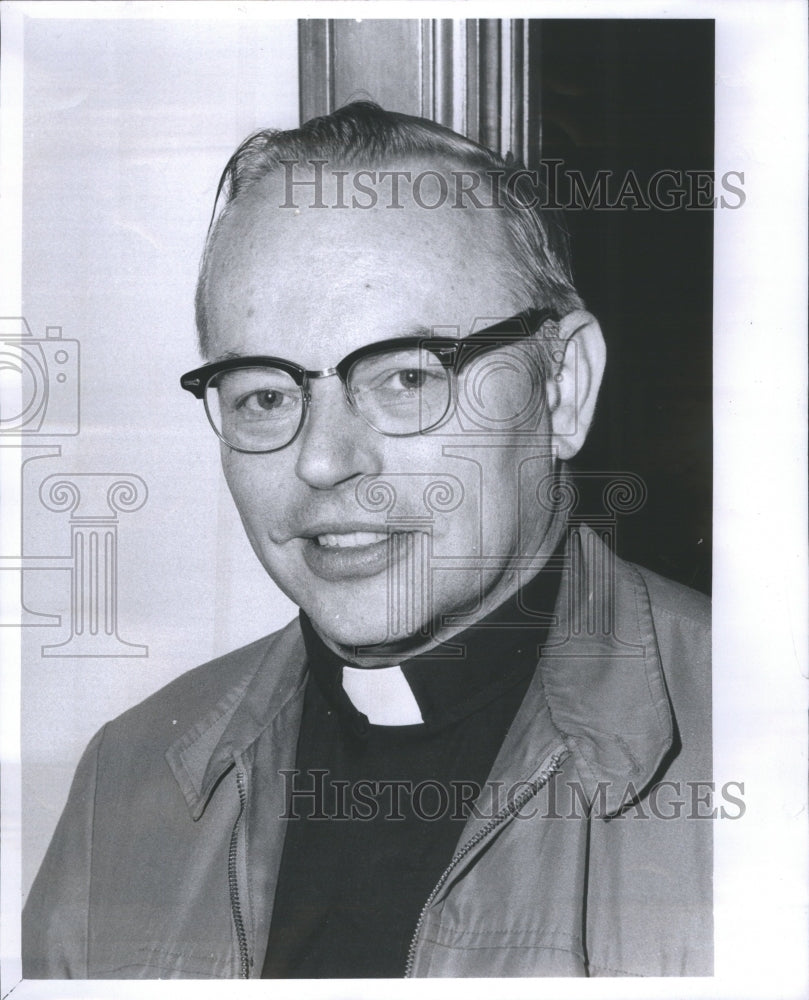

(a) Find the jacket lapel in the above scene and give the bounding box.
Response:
[427,525,674,896]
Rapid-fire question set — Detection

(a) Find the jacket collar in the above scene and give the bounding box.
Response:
[166,526,672,820]
[166,621,308,820]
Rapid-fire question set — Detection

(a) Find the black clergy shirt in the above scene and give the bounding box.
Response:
[262,557,562,979]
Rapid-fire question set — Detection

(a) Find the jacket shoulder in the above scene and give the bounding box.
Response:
[103,619,302,750]
[631,561,711,630]
[627,560,711,708]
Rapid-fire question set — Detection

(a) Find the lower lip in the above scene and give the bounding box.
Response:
[301,532,415,582]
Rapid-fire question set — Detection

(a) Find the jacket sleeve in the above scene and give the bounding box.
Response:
[22,725,106,979]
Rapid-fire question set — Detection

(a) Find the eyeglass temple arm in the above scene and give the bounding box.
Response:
[466,306,558,340]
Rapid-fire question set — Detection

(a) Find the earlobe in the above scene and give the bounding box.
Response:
[546,310,606,460]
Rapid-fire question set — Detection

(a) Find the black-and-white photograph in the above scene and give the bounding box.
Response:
[0,2,806,997]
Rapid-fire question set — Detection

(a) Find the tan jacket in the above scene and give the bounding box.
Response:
[23,528,712,978]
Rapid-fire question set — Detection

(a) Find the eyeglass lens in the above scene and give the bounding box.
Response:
[205,345,452,452]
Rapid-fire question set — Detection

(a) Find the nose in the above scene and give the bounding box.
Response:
[294,376,383,489]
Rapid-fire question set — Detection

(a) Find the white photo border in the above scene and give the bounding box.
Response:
[1,2,806,999]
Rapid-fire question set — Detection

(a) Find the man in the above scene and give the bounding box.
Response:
[23,103,711,979]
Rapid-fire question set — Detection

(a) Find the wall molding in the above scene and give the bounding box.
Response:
[298,18,542,164]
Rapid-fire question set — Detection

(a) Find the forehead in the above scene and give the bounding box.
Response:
[203,165,523,363]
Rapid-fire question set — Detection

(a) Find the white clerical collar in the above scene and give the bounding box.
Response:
[341,664,424,726]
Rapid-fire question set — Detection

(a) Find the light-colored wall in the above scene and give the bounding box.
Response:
[19,16,300,898]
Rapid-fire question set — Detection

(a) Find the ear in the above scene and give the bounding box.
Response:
[545,310,606,460]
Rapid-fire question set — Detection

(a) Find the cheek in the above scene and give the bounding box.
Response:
[220,450,291,546]
[420,446,522,560]
[470,441,555,553]
[221,450,256,519]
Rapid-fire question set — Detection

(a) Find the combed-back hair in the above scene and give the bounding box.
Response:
[195,101,583,355]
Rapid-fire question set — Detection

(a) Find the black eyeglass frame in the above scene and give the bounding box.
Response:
[180,306,558,452]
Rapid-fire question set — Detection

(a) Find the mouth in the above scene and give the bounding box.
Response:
[301,528,416,582]
[315,530,390,549]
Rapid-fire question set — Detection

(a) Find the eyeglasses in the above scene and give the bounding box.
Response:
[180,307,558,454]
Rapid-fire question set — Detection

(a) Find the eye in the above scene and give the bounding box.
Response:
[229,386,301,420]
[394,369,428,391]
[368,366,446,399]
[238,388,286,412]
[348,349,449,411]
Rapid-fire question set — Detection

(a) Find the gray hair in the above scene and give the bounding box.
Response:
[195,101,583,356]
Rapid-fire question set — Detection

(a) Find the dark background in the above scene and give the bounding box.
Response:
[539,20,714,594]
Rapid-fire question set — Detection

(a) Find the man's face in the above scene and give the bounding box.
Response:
[203,169,562,656]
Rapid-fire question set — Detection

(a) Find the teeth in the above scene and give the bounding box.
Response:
[316,531,389,549]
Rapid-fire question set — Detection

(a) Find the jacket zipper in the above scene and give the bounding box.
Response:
[228,769,250,979]
[403,745,567,978]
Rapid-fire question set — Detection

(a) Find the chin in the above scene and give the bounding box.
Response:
[305,602,430,659]
[316,622,401,657]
